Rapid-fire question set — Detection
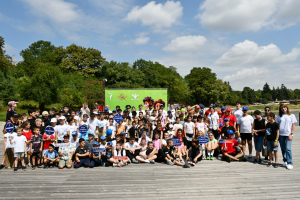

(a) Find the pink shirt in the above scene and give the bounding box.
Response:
[153,139,160,150]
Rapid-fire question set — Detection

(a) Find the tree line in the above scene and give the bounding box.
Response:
[0,36,299,109]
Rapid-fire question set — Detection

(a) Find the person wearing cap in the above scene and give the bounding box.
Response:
[74,138,90,168]
[167,113,175,124]
[58,134,75,169]
[220,118,235,139]
[55,116,68,144]
[85,132,95,153]
[6,101,18,123]
[252,110,266,164]
[89,141,104,168]
[237,106,254,158]
[70,131,79,149]
[233,101,243,127]
[99,135,107,148]
[224,108,236,128]
[167,124,175,138]
[195,115,207,136]
[199,110,204,117]
[41,111,51,127]
[207,107,220,140]
[221,130,244,163]
[221,106,226,117]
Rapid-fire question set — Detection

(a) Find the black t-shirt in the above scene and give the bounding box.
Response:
[266,122,279,141]
[128,127,138,138]
[31,125,45,135]
[221,126,235,138]
[6,108,16,123]
[75,146,90,159]
[136,126,145,138]
[146,148,154,156]
[163,146,175,157]
[28,118,36,131]
[42,118,51,127]
[254,118,266,136]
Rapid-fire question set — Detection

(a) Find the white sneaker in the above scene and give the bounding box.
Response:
[282,162,287,167]
[112,163,118,167]
[180,160,185,164]
[145,159,150,163]
[248,155,252,158]
[286,164,293,170]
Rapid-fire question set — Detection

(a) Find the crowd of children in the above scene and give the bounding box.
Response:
[1,101,296,172]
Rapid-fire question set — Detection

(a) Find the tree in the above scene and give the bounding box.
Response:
[0,69,18,104]
[262,82,272,99]
[59,44,106,77]
[262,98,268,104]
[0,36,13,74]
[241,87,256,104]
[27,63,63,109]
[294,89,300,98]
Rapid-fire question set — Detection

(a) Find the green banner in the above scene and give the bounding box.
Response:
[105,89,168,111]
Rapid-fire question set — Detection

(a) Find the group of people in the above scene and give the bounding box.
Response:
[1,100,296,172]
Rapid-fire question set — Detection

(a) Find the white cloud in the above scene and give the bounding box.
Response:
[89,0,133,16]
[196,0,300,32]
[122,32,150,45]
[215,40,300,67]
[163,35,207,53]
[124,1,183,32]
[4,43,18,56]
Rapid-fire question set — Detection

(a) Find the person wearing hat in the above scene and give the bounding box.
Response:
[41,111,51,127]
[58,134,75,169]
[167,124,175,138]
[70,131,79,148]
[220,118,235,139]
[125,105,131,112]
[90,141,104,168]
[6,101,18,123]
[237,106,254,159]
[221,106,226,117]
[221,130,244,163]
[99,136,107,148]
[252,110,266,164]
[74,138,91,168]
[55,116,68,144]
[233,101,243,127]
[194,105,200,116]
[224,108,237,128]
[85,132,96,152]
[167,113,175,124]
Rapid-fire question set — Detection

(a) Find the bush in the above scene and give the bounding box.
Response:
[294,101,298,105]
[262,98,268,104]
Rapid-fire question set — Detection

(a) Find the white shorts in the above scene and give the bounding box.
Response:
[26,144,31,152]
[14,152,24,158]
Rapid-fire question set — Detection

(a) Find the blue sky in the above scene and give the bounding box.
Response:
[1,0,300,90]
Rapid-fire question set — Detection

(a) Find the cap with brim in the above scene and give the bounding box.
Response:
[224,118,229,121]
[226,108,231,112]
[98,124,104,128]
[125,105,131,109]
[42,111,49,116]
[212,104,217,107]
[58,116,66,120]
[75,111,80,114]
[72,131,78,136]
[113,110,117,112]
[242,106,248,111]
[106,129,112,136]
[100,136,106,140]
[123,110,128,113]
[13,113,19,118]
[195,105,200,108]
[93,141,99,146]
[160,104,164,106]
[199,111,203,114]
[93,111,98,114]
[227,130,234,135]
[63,134,70,138]
[8,101,19,106]
[104,108,109,111]
[50,118,57,123]
[87,131,95,136]
[120,132,127,136]
[221,106,226,110]
[107,141,112,146]
[218,111,222,114]
[169,124,173,128]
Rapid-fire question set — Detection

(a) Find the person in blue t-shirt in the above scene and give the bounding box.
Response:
[43,144,59,168]
[90,141,104,168]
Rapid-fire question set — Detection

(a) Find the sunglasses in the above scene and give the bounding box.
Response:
[209,135,213,136]
[265,109,270,111]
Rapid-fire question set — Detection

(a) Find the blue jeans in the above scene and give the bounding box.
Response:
[90,159,103,168]
[254,135,264,152]
[278,135,293,165]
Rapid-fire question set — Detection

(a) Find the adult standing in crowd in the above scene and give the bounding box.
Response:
[6,101,18,123]
[276,104,297,170]
[237,106,254,158]
[207,106,219,140]
[233,101,243,128]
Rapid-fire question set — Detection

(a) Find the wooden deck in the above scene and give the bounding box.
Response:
[0,125,299,199]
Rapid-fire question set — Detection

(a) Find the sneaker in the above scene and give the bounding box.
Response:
[37,165,43,168]
[286,164,293,170]
[206,156,210,160]
[145,159,150,163]
[273,163,279,168]
[282,162,287,167]
[32,166,36,170]
[258,159,262,164]
[183,163,190,168]
[112,163,118,167]
[150,160,155,164]
[176,158,180,162]
[264,156,268,160]
[49,165,53,168]
[28,163,32,167]
[248,154,252,158]
[180,160,185,164]
[22,166,26,171]
[210,156,214,160]
[187,160,192,165]
[267,162,272,167]
[239,157,247,162]
[14,168,18,173]
[190,162,195,166]
[167,160,174,165]
[132,158,139,164]
[253,159,257,164]
[44,165,48,169]
[226,157,231,163]
[0,164,4,170]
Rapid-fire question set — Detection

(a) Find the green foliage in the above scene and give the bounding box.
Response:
[294,89,300,98]
[262,98,268,104]
[241,87,256,104]
[0,69,18,104]
[294,100,298,105]
[26,63,63,109]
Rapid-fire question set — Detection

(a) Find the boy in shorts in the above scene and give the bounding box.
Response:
[58,134,75,169]
[30,127,43,169]
[44,144,59,168]
[221,130,244,163]
[11,127,27,172]
[163,139,190,168]
[265,112,279,168]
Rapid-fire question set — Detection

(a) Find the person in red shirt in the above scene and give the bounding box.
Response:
[21,121,33,167]
[224,108,237,128]
[221,130,244,162]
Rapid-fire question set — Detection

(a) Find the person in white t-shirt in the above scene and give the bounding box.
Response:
[196,115,207,135]
[184,116,195,148]
[237,106,254,158]
[55,116,69,143]
[138,131,152,145]
[113,142,129,167]
[169,104,176,117]
[88,113,99,134]
[11,127,27,172]
[233,101,243,128]
[276,104,297,170]
[123,138,141,163]
[167,124,175,138]
[80,103,90,118]
[173,117,183,133]
[4,130,17,168]
[207,107,219,139]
